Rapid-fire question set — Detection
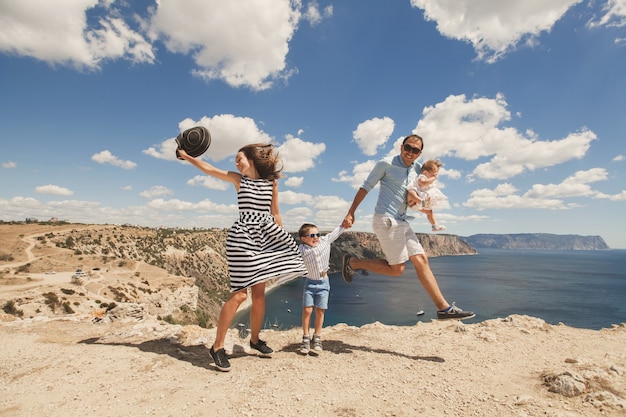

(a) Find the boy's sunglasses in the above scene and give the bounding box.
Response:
[403,144,422,154]
[304,233,321,238]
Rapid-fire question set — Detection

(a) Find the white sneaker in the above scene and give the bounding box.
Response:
[432,224,446,232]
[312,335,323,351]
[300,336,310,355]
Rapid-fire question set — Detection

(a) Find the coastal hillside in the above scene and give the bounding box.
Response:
[2,222,625,416]
[0,223,474,328]
[463,233,609,250]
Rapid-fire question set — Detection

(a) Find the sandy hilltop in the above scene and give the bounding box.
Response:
[1,223,625,416]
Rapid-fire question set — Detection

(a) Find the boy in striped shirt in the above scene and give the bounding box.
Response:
[297,223,345,354]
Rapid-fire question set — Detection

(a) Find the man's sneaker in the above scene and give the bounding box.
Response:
[432,224,446,232]
[341,254,354,283]
[312,335,323,352]
[209,346,231,372]
[437,302,475,320]
[250,339,273,358]
[299,335,310,355]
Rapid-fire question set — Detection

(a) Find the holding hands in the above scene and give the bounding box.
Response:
[342,214,354,229]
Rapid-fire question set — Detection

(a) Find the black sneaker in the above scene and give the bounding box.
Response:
[209,346,231,372]
[250,339,273,357]
[437,303,475,320]
[341,254,354,283]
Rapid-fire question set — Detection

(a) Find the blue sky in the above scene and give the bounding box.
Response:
[1,0,625,248]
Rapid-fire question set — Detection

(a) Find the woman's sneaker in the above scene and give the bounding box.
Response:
[250,339,273,358]
[299,335,310,355]
[209,346,231,372]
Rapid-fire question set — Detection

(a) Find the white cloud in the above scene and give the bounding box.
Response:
[302,2,333,26]
[91,150,137,169]
[278,135,326,173]
[0,0,305,89]
[464,182,570,210]
[415,93,597,180]
[147,198,237,214]
[525,168,608,199]
[588,0,626,28]
[352,117,395,156]
[281,195,349,231]
[0,0,154,70]
[2,161,16,168]
[187,175,229,191]
[312,195,350,211]
[143,114,273,162]
[139,186,173,199]
[441,167,461,180]
[410,0,582,62]
[0,194,244,228]
[35,184,74,196]
[464,167,623,210]
[279,190,314,205]
[0,196,41,211]
[284,206,313,218]
[284,176,304,187]
[147,0,302,90]
[613,154,625,161]
[608,190,626,201]
[333,160,377,189]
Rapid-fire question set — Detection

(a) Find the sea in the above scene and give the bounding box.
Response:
[233,249,626,331]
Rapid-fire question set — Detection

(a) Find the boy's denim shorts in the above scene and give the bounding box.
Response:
[302,278,330,309]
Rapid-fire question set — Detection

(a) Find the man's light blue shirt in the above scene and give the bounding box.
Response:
[361,155,421,220]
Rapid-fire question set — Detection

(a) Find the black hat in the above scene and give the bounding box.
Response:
[176,126,211,159]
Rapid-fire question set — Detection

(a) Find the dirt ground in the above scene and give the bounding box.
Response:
[1,314,625,417]
[1,224,625,416]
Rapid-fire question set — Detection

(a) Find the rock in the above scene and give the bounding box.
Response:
[542,371,587,397]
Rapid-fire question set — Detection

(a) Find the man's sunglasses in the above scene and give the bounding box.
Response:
[403,144,422,154]
[304,233,321,238]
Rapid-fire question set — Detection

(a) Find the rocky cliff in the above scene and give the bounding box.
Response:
[462,233,610,250]
[1,223,476,328]
[325,231,477,272]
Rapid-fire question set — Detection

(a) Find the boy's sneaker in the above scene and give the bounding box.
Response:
[209,346,231,372]
[432,224,446,232]
[312,335,323,352]
[341,254,354,283]
[437,302,475,320]
[299,335,310,355]
[250,339,273,358]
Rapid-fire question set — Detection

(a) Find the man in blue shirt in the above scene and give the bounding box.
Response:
[341,134,474,320]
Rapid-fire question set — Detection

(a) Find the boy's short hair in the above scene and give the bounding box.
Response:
[298,223,317,237]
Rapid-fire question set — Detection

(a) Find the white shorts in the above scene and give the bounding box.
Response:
[372,213,425,265]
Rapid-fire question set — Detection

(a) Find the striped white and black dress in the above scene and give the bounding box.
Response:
[227,176,307,292]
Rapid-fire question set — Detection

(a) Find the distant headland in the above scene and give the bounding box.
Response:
[461,233,609,251]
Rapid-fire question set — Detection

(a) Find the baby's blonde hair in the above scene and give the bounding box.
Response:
[421,159,442,173]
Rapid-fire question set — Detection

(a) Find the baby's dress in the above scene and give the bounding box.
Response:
[411,174,450,210]
[226,176,307,292]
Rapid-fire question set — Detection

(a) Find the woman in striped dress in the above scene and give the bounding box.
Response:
[178,143,307,371]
